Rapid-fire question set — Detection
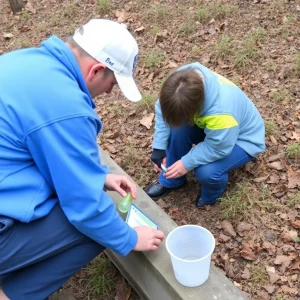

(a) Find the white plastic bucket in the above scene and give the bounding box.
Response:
[166,225,215,287]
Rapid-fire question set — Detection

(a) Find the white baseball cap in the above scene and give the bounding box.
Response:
[73,19,142,102]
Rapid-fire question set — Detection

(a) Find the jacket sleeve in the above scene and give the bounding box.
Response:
[181,115,240,170]
[25,116,138,256]
[152,99,171,150]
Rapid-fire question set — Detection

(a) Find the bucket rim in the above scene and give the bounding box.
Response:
[165,225,215,263]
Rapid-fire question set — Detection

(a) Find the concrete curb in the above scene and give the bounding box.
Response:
[100,148,248,300]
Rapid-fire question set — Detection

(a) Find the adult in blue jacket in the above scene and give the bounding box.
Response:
[145,62,265,206]
[0,19,164,300]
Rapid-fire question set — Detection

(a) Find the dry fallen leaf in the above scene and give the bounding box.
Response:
[106,145,118,154]
[140,113,154,129]
[3,33,14,39]
[168,61,178,68]
[291,219,300,229]
[156,199,169,209]
[241,268,251,280]
[240,241,257,261]
[269,272,280,284]
[268,153,285,162]
[267,174,280,184]
[134,26,145,33]
[221,220,236,237]
[236,222,252,236]
[262,241,276,255]
[268,161,284,170]
[202,55,211,64]
[291,260,300,270]
[266,266,280,284]
[115,278,131,300]
[280,285,298,296]
[219,233,231,242]
[264,285,275,294]
[274,255,293,268]
[115,11,127,23]
[280,230,298,242]
[25,2,36,13]
[269,135,278,145]
[290,132,300,141]
[288,167,300,189]
[253,175,269,183]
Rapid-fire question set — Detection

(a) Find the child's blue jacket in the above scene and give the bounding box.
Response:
[153,62,265,170]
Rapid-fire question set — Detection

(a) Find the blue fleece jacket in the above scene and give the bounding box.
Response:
[153,62,265,170]
[0,36,137,256]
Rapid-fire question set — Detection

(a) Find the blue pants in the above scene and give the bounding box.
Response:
[0,204,104,300]
[159,125,253,203]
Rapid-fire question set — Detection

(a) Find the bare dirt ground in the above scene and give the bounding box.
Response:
[1,0,300,299]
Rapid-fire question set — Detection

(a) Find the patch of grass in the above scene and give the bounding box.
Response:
[264,120,278,136]
[50,15,60,27]
[22,10,29,20]
[20,39,31,48]
[135,94,156,114]
[293,52,300,76]
[295,237,300,243]
[150,26,160,35]
[274,294,290,300]
[250,28,267,43]
[178,22,196,37]
[279,16,295,38]
[144,50,165,68]
[287,192,300,207]
[156,7,167,19]
[191,45,201,56]
[194,1,237,22]
[36,23,46,33]
[234,36,261,69]
[99,133,107,145]
[286,143,300,159]
[229,75,241,87]
[98,0,111,13]
[220,183,277,221]
[234,52,252,69]
[123,143,138,166]
[270,89,290,102]
[264,61,277,72]
[280,23,291,38]
[63,3,79,19]
[213,1,237,19]
[84,254,116,296]
[196,7,209,23]
[66,25,78,35]
[249,265,268,285]
[214,34,233,60]
[265,1,285,13]
[107,104,122,116]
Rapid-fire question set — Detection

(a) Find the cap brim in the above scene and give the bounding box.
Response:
[115,73,142,102]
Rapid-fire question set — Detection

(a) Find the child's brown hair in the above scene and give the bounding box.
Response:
[159,69,204,127]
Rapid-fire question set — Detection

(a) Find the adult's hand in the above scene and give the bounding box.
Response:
[104,174,137,199]
[164,159,188,179]
[133,226,164,251]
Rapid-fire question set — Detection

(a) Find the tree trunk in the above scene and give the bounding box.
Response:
[8,0,24,14]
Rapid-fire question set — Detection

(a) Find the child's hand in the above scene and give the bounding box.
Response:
[150,149,166,171]
[164,160,188,179]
